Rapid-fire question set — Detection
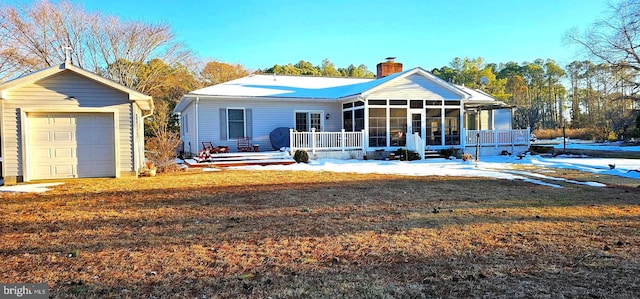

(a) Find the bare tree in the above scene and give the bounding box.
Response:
[0,12,25,81]
[565,0,640,101]
[0,0,190,92]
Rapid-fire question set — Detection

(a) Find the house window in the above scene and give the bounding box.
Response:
[343,111,353,132]
[354,108,364,131]
[444,109,460,145]
[410,100,423,108]
[295,111,322,131]
[368,108,386,147]
[369,99,387,106]
[389,100,407,105]
[228,108,245,138]
[389,108,407,146]
[343,107,364,132]
[426,108,442,145]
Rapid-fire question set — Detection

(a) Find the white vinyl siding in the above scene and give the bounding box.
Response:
[180,103,197,153]
[133,105,145,172]
[1,71,133,179]
[367,74,462,100]
[194,99,340,152]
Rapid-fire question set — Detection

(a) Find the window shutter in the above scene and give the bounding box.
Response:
[219,108,227,140]
[246,108,253,138]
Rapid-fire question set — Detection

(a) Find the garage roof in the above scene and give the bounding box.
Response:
[0,63,154,112]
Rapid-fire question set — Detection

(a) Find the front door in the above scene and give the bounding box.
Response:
[410,109,424,137]
[409,109,425,148]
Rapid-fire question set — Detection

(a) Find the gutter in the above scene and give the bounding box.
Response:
[142,106,154,119]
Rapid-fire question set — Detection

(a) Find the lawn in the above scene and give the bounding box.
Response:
[1,170,639,298]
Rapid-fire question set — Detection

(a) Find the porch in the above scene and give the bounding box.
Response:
[289,128,531,159]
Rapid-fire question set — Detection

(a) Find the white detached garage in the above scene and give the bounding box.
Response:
[0,62,153,185]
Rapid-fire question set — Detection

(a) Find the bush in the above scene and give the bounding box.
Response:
[394,148,420,161]
[439,147,457,158]
[144,100,181,173]
[293,150,309,163]
[145,132,181,173]
[532,128,599,140]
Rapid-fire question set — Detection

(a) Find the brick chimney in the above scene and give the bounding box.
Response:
[376,57,403,79]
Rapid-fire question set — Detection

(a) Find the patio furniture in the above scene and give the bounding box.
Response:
[198,142,229,163]
[237,137,253,152]
[202,141,215,151]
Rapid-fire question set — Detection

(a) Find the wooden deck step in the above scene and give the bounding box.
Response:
[186,158,296,168]
[186,151,296,168]
[424,150,441,158]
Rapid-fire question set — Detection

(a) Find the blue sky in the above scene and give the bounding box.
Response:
[75,0,609,71]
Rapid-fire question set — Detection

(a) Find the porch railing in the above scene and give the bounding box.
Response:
[290,128,365,154]
[463,128,530,147]
[408,133,425,159]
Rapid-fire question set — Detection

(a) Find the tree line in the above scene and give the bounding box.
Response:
[0,1,371,137]
[430,57,639,140]
[1,0,639,140]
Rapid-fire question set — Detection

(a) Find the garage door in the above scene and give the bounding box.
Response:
[28,113,116,180]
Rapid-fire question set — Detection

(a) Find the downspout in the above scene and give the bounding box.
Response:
[194,97,199,155]
[510,107,515,154]
[140,103,154,174]
[361,96,369,156]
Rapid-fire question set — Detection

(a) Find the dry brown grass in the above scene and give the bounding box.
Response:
[533,128,600,141]
[1,170,639,298]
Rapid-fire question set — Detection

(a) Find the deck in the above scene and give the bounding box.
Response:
[184,151,296,168]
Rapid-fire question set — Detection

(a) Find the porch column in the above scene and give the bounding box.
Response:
[361,129,367,157]
[289,128,295,154]
[311,127,317,155]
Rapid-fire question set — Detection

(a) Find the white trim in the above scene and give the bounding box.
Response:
[21,108,119,181]
[133,107,139,174]
[20,109,28,181]
[227,107,246,140]
[0,99,5,179]
[113,110,120,177]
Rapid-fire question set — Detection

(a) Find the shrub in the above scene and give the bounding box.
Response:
[144,101,181,173]
[394,148,420,161]
[293,150,309,163]
[439,147,456,158]
[532,128,599,140]
[145,133,181,173]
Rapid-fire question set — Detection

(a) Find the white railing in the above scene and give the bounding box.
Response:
[290,128,365,154]
[464,128,530,147]
[409,133,425,160]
